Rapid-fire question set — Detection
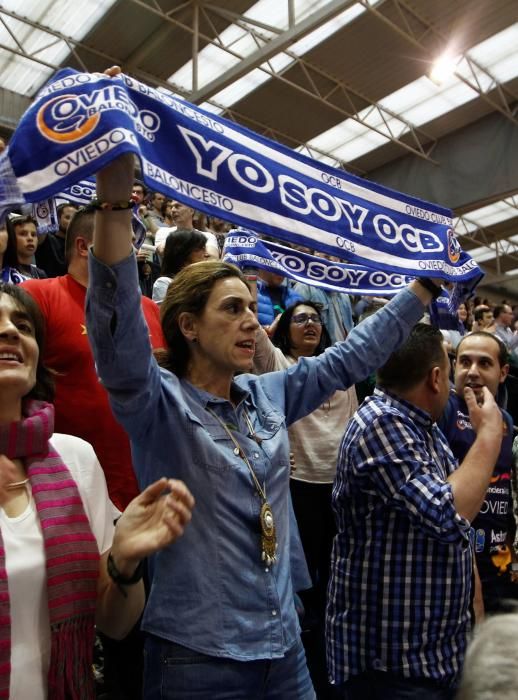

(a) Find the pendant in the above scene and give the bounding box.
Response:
[260,501,277,566]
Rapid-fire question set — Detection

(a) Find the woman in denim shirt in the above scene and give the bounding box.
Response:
[85,149,436,699]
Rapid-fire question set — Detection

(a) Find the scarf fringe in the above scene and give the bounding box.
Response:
[48,616,96,700]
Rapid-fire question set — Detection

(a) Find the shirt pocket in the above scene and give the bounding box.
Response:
[184,409,239,473]
[252,407,289,466]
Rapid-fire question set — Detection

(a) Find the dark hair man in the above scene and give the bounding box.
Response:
[327,324,503,699]
[35,202,78,277]
[493,303,518,353]
[473,305,494,331]
[131,181,147,204]
[438,332,515,612]
[145,191,166,227]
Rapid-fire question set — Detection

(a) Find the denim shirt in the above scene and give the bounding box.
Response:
[86,252,425,661]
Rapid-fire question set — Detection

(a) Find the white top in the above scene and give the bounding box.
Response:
[253,329,358,483]
[155,226,219,254]
[152,275,172,304]
[0,434,117,700]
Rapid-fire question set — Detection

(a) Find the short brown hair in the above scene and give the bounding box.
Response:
[377,323,446,392]
[158,260,248,376]
[64,207,94,262]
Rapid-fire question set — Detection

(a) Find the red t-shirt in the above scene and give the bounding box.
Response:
[23,274,165,509]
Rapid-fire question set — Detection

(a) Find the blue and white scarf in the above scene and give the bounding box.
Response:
[31,178,97,234]
[31,176,146,248]
[223,230,414,296]
[0,68,481,286]
[56,178,97,208]
[1,266,31,285]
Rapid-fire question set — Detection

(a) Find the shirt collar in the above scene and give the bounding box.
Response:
[180,378,250,409]
[374,386,434,430]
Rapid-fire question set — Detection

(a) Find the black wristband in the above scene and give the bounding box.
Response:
[90,199,134,211]
[416,277,442,299]
[107,552,144,597]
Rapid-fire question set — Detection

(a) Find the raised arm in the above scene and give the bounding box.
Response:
[93,152,134,264]
[90,67,134,265]
[85,149,163,439]
[253,326,286,374]
[259,280,438,426]
[348,412,471,545]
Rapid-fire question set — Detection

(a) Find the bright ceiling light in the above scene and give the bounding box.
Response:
[429,52,459,86]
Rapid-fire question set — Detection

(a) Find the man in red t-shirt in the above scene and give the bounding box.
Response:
[23,207,165,510]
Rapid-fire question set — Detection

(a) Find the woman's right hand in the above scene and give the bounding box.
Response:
[109,478,195,576]
[96,66,134,202]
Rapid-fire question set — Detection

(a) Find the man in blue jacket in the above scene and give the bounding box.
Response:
[256,269,302,327]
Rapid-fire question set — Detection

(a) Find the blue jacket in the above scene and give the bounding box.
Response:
[256,280,303,326]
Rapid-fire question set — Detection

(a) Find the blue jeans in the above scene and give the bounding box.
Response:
[143,634,316,699]
[340,672,457,700]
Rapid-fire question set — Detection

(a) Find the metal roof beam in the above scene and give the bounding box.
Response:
[220,56,438,162]
[368,109,518,211]
[0,4,437,164]
[184,3,438,163]
[0,10,368,175]
[189,0,358,103]
[361,0,518,126]
[455,215,518,280]
[456,218,518,252]
[0,87,31,130]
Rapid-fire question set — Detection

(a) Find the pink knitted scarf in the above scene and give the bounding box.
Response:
[0,400,99,699]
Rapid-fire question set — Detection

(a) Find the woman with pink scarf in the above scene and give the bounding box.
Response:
[0,282,194,699]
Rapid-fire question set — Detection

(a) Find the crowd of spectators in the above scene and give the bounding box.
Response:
[2,130,518,700]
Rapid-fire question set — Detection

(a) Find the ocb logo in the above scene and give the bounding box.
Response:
[37,94,100,143]
[447,229,461,264]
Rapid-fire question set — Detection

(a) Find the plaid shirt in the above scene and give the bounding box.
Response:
[326,388,472,686]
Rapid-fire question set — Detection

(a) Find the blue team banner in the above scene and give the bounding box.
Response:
[31,176,146,247]
[0,68,481,284]
[31,178,97,234]
[56,177,97,207]
[224,230,414,296]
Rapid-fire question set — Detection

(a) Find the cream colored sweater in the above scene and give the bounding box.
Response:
[253,328,358,484]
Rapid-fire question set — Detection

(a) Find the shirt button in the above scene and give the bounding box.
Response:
[271,610,277,616]
[264,567,269,573]
[105,281,113,289]
[254,452,259,459]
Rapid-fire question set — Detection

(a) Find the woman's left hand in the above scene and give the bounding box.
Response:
[109,478,195,576]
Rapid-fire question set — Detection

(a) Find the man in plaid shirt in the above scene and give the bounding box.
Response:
[326,324,503,700]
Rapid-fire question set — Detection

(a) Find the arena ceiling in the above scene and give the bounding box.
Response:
[0,0,517,301]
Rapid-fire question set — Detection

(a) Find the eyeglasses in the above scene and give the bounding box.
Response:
[291,313,322,326]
